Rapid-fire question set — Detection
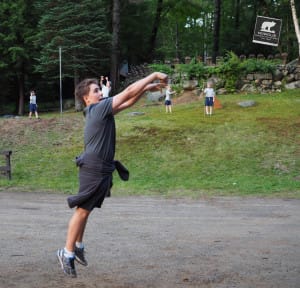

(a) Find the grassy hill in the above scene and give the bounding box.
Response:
[0,90,299,198]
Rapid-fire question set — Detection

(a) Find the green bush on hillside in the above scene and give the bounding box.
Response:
[240,58,279,74]
[149,51,279,92]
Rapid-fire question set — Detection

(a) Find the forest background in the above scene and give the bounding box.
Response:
[0,0,300,116]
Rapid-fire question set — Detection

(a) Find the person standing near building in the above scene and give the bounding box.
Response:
[28,90,39,119]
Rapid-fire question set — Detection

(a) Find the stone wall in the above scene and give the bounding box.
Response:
[239,64,300,94]
[124,55,300,95]
[181,65,300,94]
[169,54,300,94]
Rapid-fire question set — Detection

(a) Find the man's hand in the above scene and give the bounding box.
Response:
[154,72,168,84]
[146,82,167,92]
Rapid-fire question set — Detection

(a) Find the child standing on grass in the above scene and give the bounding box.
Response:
[165,85,175,113]
[201,81,215,116]
[28,90,39,119]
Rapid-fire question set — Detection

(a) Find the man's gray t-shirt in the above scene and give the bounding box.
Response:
[83,98,115,161]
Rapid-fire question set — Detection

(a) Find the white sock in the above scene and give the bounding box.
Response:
[64,247,75,258]
[76,242,84,249]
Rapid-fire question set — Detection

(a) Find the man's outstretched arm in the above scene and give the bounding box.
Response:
[112,72,168,114]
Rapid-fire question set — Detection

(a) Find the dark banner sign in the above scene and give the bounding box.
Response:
[253,16,282,47]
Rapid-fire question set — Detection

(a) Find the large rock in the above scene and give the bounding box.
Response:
[182,80,198,90]
[285,81,300,89]
[146,90,165,101]
[254,73,272,80]
[295,73,300,81]
[217,88,227,95]
[241,84,258,93]
[128,112,145,116]
[273,81,282,88]
[273,69,283,81]
[238,100,256,107]
[286,74,295,83]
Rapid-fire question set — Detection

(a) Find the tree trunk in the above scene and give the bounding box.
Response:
[110,0,120,94]
[212,0,221,64]
[17,66,25,116]
[290,0,300,61]
[74,68,81,111]
[147,0,163,62]
[235,0,240,29]
[175,22,179,59]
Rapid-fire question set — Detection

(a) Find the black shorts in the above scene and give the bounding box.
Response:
[205,97,214,107]
[78,177,111,211]
[29,103,37,112]
[68,167,112,211]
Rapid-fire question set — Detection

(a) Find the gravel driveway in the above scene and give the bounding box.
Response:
[0,191,299,288]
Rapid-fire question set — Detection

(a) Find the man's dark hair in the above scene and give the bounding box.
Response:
[75,78,98,107]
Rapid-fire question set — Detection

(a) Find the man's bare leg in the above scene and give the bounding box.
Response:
[65,207,90,252]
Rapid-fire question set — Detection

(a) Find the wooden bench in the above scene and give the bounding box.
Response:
[0,150,12,180]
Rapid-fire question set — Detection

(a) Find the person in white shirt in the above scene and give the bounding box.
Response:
[100,76,111,98]
[165,85,176,113]
[202,81,215,116]
[28,90,39,119]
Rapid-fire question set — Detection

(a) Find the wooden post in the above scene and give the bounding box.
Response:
[0,150,12,180]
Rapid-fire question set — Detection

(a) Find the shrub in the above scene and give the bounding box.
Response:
[213,51,242,92]
[240,58,278,74]
[149,63,173,75]
[150,52,279,93]
[176,58,206,80]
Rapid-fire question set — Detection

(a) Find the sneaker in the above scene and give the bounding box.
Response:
[57,249,77,277]
[75,247,88,266]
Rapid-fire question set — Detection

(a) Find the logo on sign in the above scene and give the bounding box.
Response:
[253,16,282,47]
[261,21,276,33]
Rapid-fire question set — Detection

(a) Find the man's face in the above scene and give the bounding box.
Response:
[83,83,103,105]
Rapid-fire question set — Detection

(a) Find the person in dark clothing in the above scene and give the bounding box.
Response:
[57,72,168,277]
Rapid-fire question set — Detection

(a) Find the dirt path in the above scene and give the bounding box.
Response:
[0,191,299,288]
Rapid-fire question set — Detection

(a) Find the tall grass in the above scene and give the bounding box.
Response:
[0,90,299,198]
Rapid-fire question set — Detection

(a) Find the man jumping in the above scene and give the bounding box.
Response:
[57,72,168,277]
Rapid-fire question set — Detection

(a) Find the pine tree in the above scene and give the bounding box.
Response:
[0,0,39,115]
[35,0,111,81]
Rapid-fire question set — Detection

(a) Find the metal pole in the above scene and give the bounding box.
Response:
[59,46,63,114]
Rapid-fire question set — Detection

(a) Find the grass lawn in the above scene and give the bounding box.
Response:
[0,89,299,198]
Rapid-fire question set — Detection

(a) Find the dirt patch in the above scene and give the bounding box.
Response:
[173,90,200,105]
[0,115,83,148]
[256,117,300,138]
[0,191,299,288]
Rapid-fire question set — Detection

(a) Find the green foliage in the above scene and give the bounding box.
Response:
[213,51,242,92]
[213,52,278,91]
[0,0,300,114]
[155,1,214,60]
[148,63,174,75]
[217,51,241,74]
[240,58,279,74]
[0,0,39,102]
[34,0,111,79]
[176,58,206,80]
[158,52,281,93]
[119,0,155,62]
[0,90,299,198]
